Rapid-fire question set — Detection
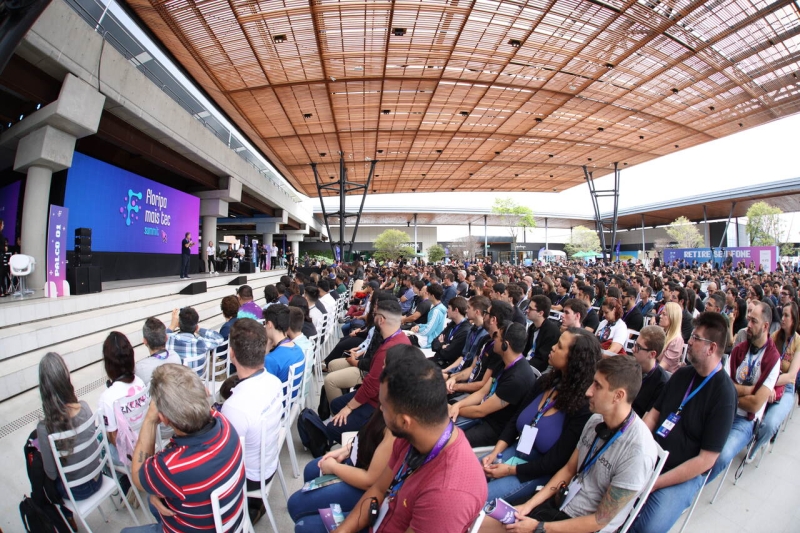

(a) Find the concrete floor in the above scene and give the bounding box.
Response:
[2,381,798,533]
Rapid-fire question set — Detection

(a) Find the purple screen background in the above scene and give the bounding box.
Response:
[64,153,199,254]
[0,180,21,245]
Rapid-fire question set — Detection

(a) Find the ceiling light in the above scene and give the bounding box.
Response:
[588,157,592,161]
[597,127,604,131]
[421,173,426,177]
[382,109,390,115]
[460,111,470,117]
[273,34,287,43]
[709,106,715,111]
[508,39,522,48]
[605,63,614,69]
[436,149,443,153]
[639,135,644,140]
[671,88,679,94]
[535,118,542,122]
[303,113,312,119]
[393,27,406,37]
[320,152,326,157]
[377,149,384,153]
[674,144,679,148]
[548,154,553,157]
[495,151,500,155]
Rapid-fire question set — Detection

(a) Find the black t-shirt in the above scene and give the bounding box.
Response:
[583,308,600,332]
[681,310,694,342]
[484,359,536,433]
[181,238,191,255]
[633,365,669,418]
[652,365,737,472]
[469,340,500,383]
[623,306,644,332]
[414,299,432,324]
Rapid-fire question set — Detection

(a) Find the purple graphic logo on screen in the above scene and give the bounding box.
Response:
[121,190,142,226]
[161,229,168,243]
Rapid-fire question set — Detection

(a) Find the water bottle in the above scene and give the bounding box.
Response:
[493,452,504,465]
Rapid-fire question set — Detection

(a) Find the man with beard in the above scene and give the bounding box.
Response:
[333,345,486,533]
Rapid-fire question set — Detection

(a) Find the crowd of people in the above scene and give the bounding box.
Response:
[30,254,800,533]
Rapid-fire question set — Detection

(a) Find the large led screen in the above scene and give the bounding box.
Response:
[65,153,199,254]
[0,180,21,245]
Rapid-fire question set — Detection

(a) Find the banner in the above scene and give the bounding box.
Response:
[334,245,341,262]
[47,205,69,297]
[0,180,21,246]
[663,246,779,272]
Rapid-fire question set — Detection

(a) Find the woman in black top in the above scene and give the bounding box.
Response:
[481,328,600,505]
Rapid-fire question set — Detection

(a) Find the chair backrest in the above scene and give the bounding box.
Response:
[616,444,669,533]
[183,350,209,380]
[680,343,688,365]
[114,391,151,434]
[48,412,107,499]
[9,254,33,275]
[468,510,486,533]
[548,310,563,322]
[253,407,285,498]
[209,342,230,386]
[300,341,316,405]
[210,443,252,533]
[284,360,305,408]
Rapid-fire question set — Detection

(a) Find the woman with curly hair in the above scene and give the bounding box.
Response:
[480,328,600,504]
[596,296,628,355]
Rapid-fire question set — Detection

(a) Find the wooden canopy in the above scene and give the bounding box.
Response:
[125,0,800,196]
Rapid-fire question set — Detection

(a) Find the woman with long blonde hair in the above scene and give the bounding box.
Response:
[658,302,685,373]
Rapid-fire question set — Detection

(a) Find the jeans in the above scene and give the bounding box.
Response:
[288,459,365,522]
[455,415,480,430]
[180,254,190,278]
[629,472,706,533]
[207,257,215,272]
[57,473,103,501]
[120,501,163,532]
[485,445,546,506]
[708,415,756,482]
[753,382,795,455]
[341,320,365,336]
[325,392,375,444]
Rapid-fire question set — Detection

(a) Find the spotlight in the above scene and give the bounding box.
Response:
[393,27,407,37]
[303,113,312,119]
[273,34,287,43]
[508,39,522,48]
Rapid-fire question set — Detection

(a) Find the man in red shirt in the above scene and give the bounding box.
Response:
[334,345,486,533]
[326,298,411,443]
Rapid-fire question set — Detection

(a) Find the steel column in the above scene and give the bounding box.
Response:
[484,215,488,259]
[584,163,621,262]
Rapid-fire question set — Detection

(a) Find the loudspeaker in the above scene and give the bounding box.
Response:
[68,267,89,295]
[75,228,92,237]
[180,281,207,295]
[228,275,247,286]
[87,266,102,293]
[76,253,92,265]
[74,245,90,254]
[75,235,91,247]
[239,261,255,274]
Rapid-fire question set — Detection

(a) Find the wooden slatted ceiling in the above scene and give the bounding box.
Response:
[125,0,800,196]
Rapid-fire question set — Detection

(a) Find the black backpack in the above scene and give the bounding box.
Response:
[297,408,331,458]
[21,430,70,533]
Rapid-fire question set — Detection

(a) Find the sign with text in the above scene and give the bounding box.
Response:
[46,205,69,296]
[663,246,779,272]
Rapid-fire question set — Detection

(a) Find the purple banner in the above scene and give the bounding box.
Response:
[663,246,779,272]
[0,180,21,246]
[47,205,69,296]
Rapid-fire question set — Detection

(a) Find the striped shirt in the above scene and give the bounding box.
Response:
[138,411,244,533]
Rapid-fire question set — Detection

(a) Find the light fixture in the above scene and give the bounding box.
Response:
[672,88,679,94]
[393,27,407,37]
[273,34,287,43]
[535,117,542,122]
[382,109,390,115]
[377,149,384,154]
[303,113,312,119]
[319,152,326,157]
[508,39,522,48]
[460,111,469,117]
[597,127,604,131]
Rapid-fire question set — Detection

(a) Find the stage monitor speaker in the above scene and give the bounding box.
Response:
[68,267,88,295]
[180,281,207,295]
[75,253,92,265]
[87,266,102,293]
[75,228,92,237]
[239,261,255,274]
[75,235,92,247]
[74,245,91,255]
[228,275,248,286]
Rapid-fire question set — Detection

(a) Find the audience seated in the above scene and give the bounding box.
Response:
[596,297,628,355]
[236,284,263,320]
[669,286,694,343]
[480,355,658,533]
[622,285,645,332]
[400,280,431,327]
[342,281,378,335]
[317,279,337,312]
[656,302,685,373]
[166,306,225,371]
[631,326,669,417]
[289,296,318,339]
[122,364,245,533]
[264,303,305,384]
[441,295,491,380]
[431,296,470,367]
[135,317,181,386]
[326,299,411,444]
[263,284,281,310]
[304,285,326,333]
[410,283,447,349]
[441,273,457,307]
[579,285,600,333]
[482,328,598,505]
[524,294,561,372]
[560,298,588,331]
[287,306,314,355]
[218,295,240,341]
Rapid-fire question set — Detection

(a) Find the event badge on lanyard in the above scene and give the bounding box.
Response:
[517,392,556,455]
[656,362,722,438]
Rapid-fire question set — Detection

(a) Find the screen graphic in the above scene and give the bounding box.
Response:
[0,180,21,245]
[64,153,199,254]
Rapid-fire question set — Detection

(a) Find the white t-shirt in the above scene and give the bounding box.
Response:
[222,370,284,481]
[98,376,147,432]
[726,348,780,420]
[271,246,278,257]
[135,350,181,387]
[310,305,325,333]
[207,245,215,257]
[596,319,629,348]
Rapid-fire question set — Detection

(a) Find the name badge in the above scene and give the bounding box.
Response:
[372,499,390,532]
[517,426,538,455]
[560,478,582,511]
[656,412,681,438]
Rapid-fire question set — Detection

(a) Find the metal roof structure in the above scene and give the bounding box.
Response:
[125,0,800,197]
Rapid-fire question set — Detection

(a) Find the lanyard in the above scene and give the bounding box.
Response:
[781,334,795,362]
[382,329,403,345]
[677,362,722,415]
[484,354,524,401]
[744,345,765,383]
[270,337,291,353]
[386,422,453,500]
[578,413,635,477]
[642,364,658,382]
[447,320,468,342]
[151,349,169,361]
[235,368,264,386]
[530,388,557,427]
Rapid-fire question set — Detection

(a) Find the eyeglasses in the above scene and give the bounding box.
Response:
[689,332,714,344]
[632,342,649,353]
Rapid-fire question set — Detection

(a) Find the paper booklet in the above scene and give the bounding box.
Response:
[303,474,344,492]
[319,503,345,532]
[484,497,517,524]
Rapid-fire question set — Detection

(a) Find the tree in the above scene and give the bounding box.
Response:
[492,198,536,264]
[746,201,784,246]
[373,229,415,262]
[427,244,445,263]
[666,216,704,248]
[449,235,481,261]
[564,225,601,258]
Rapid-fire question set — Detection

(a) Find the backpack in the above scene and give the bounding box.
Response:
[21,430,70,533]
[297,408,331,458]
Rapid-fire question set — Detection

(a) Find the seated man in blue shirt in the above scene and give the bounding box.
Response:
[263,303,305,387]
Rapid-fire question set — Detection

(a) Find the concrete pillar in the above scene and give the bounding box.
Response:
[291,240,300,259]
[263,232,273,268]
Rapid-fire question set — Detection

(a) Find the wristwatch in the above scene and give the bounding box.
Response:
[534,522,546,533]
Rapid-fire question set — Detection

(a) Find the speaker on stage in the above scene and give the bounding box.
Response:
[228,276,247,286]
[68,266,101,295]
[87,267,101,293]
[239,261,255,274]
[75,228,92,267]
[180,281,207,295]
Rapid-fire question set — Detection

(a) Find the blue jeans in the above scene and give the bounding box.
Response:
[708,415,756,482]
[180,254,190,278]
[753,382,794,455]
[57,474,103,501]
[485,445,547,505]
[121,501,163,532]
[288,459,364,522]
[295,512,368,533]
[341,320,365,336]
[325,392,375,444]
[629,472,706,533]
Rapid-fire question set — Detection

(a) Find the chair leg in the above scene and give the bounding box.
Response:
[77,511,94,533]
[285,427,300,478]
[276,461,290,503]
[263,499,281,533]
[678,475,708,533]
[710,461,733,504]
[98,504,109,522]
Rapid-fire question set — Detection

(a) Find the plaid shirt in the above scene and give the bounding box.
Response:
[166,328,225,372]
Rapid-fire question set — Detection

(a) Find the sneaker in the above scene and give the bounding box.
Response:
[745,446,760,464]
[338,317,350,324]
[249,503,266,525]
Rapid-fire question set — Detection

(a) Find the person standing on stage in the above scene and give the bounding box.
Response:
[180,232,195,279]
[272,242,279,269]
[0,219,7,297]
[206,241,216,275]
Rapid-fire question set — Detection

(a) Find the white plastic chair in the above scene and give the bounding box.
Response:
[50,412,140,533]
[183,349,209,381]
[210,441,254,533]
[548,310,563,322]
[677,470,711,533]
[301,340,317,409]
[710,418,760,504]
[283,360,306,478]
[616,445,669,533]
[468,510,485,533]
[207,342,230,396]
[243,414,287,532]
[10,254,35,297]
[624,330,640,355]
